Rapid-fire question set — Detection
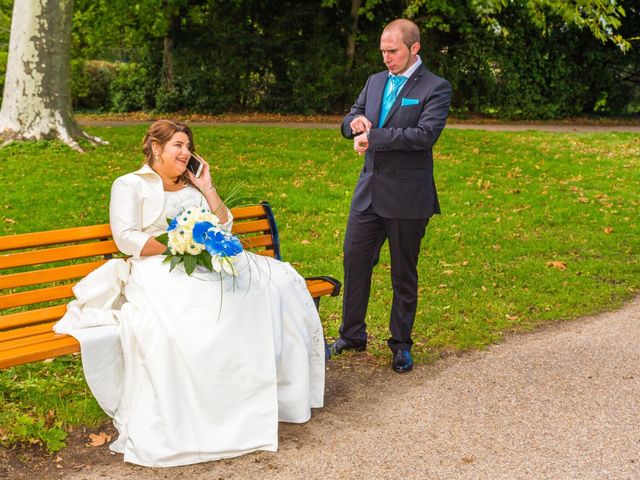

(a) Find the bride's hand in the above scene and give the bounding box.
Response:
[186,154,216,193]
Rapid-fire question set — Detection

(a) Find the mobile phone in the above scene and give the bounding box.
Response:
[186,153,203,178]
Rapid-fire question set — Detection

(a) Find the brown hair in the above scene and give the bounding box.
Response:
[142,120,196,184]
[383,19,420,49]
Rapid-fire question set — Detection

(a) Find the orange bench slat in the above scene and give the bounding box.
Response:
[306,280,337,298]
[0,305,68,330]
[0,336,80,369]
[0,331,70,352]
[0,260,108,290]
[240,234,274,250]
[230,205,267,221]
[0,241,119,269]
[232,219,271,235]
[0,224,113,251]
[0,284,75,310]
[0,321,58,342]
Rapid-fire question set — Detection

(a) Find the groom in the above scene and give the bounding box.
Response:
[331,19,451,372]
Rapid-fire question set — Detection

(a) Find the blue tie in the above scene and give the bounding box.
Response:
[378,75,407,127]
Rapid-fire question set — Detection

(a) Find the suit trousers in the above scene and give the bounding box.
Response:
[341,205,429,352]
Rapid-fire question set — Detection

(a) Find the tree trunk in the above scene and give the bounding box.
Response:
[0,0,104,151]
[162,36,175,91]
[161,7,182,93]
[345,0,362,77]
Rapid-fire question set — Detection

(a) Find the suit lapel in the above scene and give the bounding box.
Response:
[369,73,388,129]
[379,64,426,128]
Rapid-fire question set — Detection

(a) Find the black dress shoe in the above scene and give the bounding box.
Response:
[392,349,413,373]
[329,337,367,355]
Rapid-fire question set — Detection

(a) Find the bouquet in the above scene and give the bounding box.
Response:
[158,206,244,276]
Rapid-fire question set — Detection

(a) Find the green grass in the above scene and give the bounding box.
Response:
[1,126,639,450]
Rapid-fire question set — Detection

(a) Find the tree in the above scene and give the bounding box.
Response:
[0,0,104,151]
[406,0,630,51]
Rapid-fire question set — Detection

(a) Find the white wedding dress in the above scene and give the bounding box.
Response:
[54,187,325,467]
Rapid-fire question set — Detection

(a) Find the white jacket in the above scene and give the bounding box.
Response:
[109,164,165,259]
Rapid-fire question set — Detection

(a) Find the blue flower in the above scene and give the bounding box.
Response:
[192,221,215,243]
[167,217,178,232]
[204,229,243,258]
[222,235,243,256]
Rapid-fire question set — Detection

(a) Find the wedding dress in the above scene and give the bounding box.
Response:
[54,186,325,467]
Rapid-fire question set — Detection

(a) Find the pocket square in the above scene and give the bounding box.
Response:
[401,97,420,106]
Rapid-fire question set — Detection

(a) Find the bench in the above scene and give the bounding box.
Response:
[0,202,341,369]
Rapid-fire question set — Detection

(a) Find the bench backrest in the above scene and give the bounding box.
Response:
[0,202,281,336]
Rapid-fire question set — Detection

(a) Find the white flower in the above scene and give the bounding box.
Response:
[188,242,204,255]
[168,227,192,254]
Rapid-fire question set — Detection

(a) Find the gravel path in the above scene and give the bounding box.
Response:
[49,297,639,480]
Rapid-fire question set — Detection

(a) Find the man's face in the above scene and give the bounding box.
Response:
[380,29,419,75]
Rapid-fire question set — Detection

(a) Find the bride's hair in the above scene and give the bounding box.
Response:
[142,120,196,184]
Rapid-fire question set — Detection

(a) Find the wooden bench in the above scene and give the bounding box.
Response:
[0,202,341,369]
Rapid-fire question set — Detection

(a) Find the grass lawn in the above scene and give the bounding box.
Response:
[1,125,639,450]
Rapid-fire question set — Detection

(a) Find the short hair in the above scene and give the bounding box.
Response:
[383,19,420,48]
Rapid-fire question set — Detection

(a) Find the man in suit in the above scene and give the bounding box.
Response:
[330,18,451,372]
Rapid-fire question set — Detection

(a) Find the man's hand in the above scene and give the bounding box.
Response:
[350,115,372,135]
[354,132,369,155]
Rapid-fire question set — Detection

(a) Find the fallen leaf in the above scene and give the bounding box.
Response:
[438,284,447,289]
[505,314,519,320]
[88,432,111,447]
[3,218,16,224]
[55,456,63,463]
[603,226,613,234]
[300,239,310,245]
[546,261,567,270]
[462,260,469,266]
[45,410,56,428]
[443,270,454,275]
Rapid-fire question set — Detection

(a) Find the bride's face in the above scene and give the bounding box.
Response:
[153,132,192,179]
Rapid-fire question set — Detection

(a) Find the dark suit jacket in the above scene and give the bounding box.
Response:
[341,64,451,219]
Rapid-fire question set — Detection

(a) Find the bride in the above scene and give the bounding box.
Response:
[54,120,325,467]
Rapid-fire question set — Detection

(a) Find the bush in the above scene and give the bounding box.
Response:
[71,60,117,111]
[109,62,158,112]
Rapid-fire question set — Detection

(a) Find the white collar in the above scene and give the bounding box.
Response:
[133,163,162,180]
[391,55,422,79]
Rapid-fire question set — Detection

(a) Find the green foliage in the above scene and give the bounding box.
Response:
[109,62,158,112]
[60,0,640,118]
[409,0,640,118]
[0,412,67,452]
[0,356,106,452]
[408,0,630,49]
[71,60,118,111]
